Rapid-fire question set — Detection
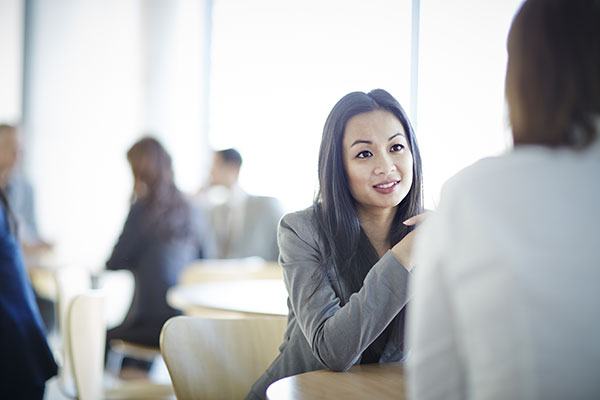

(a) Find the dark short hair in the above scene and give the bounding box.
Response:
[506,0,600,148]
[217,148,242,168]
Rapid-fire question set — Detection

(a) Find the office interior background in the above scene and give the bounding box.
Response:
[0,0,523,271]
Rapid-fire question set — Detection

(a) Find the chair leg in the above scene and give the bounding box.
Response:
[105,349,125,379]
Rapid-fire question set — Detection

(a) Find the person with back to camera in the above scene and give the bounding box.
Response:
[406,0,600,398]
[246,89,427,399]
[0,186,57,398]
[105,137,218,367]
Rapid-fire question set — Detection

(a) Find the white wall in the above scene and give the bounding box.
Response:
[0,0,23,123]
[24,0,211,270]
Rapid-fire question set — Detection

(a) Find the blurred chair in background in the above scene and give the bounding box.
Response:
[195,148,284,262]
[105,136,218,375]
[160,316,287,400]
[64,290,175,400]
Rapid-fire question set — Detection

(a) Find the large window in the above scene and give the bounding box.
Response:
[209,0,525,211]
[209,0,414,212]
[417,0,524,206]
[15,0,525,269]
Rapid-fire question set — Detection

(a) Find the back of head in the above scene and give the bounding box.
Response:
[127,136,175,197]
[505,0,600,148]
[126,136,192,239]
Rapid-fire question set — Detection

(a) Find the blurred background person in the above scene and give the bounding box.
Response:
[105,136,217,371]
[0,185,57,399]
[197,148,284,262]
[0,124,52,251]
[407,0,600,398]
[0,123,55,333]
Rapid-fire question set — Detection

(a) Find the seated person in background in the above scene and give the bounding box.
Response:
[106,137,217,361]
[197,148,284,262]
[247,89,427,399]
[0,123,55,333]
[0,187,57,399]
[406,1,600,398]
[0,124,52,251]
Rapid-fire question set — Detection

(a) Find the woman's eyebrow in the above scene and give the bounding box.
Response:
[351,132,404,148]
[350,139,371,147]
[388,132,404,141]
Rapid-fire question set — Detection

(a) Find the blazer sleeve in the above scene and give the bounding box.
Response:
[106,204,143,271]
[279,210,411,371]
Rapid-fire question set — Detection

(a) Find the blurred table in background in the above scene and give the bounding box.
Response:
[167,279,288,318]
[179,257,282,284]
[24,247,64,300]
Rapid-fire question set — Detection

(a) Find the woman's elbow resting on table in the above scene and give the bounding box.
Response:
[311,328,361,372]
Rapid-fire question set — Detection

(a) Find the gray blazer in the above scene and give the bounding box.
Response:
[247,206,412,399]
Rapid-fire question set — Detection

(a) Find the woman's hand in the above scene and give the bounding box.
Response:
[390,212,430,271]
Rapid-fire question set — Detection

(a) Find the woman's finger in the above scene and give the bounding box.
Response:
[403,211,431,226]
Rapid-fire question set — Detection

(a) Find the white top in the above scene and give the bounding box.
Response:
[406,140,600,399]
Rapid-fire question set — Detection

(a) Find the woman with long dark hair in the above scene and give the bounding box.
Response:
[247,89,425,399]
[106,137,217,355]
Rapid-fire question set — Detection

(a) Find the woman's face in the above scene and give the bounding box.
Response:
[342,110,413,215]
[129,160,150,198]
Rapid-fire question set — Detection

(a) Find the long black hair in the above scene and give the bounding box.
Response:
[126,136,195,241]
[314,89,423,300]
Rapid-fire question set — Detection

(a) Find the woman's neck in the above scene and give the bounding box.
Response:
[356,206,396,258]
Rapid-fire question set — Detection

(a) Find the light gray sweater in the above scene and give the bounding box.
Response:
[247,205,412,399]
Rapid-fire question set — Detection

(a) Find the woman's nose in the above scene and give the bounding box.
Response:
[374,154,396,175]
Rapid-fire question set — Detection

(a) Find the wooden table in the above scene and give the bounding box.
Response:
[167,279,289,317]
[266,363,405,400]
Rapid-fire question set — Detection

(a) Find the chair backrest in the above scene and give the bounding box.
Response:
[67,291,106,400]
[54,266,92,397]
[159,316,287,400]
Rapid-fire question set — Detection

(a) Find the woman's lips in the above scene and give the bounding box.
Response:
[373,180,400,194]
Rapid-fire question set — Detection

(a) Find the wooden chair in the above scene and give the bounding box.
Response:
[97,269,164,380]
[67,292,106,400]
[159,316,287,399]
[55,266,93,397]
[56,268,174,400]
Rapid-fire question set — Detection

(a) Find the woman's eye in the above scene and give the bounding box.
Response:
[356,150,372,159]
[391,143,405,152]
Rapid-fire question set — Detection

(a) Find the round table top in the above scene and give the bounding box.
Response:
[167,279,289,317]
[266,362,405,400]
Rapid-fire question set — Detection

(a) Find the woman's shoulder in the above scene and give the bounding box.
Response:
[279,205,321,246]
[280,205,318,230]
